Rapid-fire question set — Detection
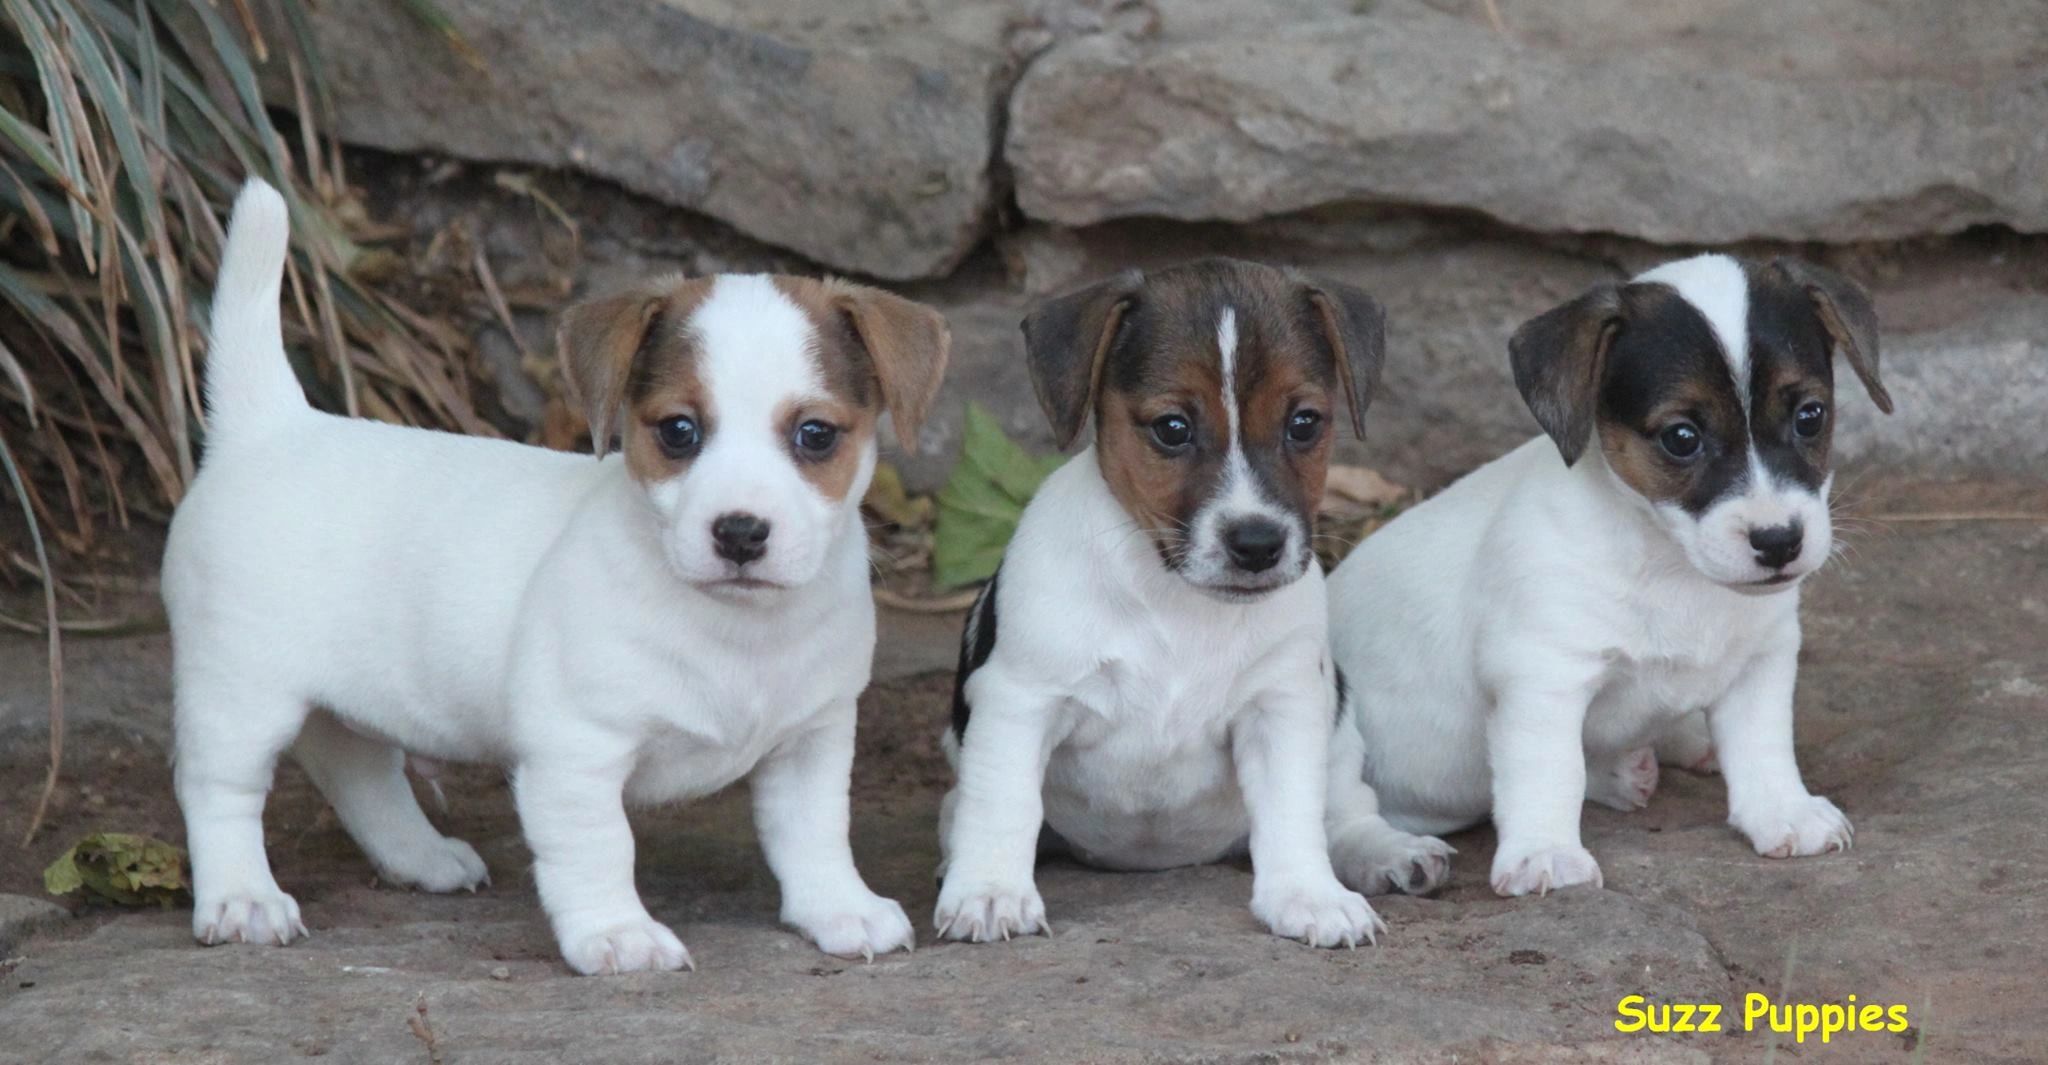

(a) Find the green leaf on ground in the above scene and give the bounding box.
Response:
[931,404,1064,589]
[43,833,191,908]
[864,461,933,530]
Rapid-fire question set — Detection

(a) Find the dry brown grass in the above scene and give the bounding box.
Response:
[1,0,491,842]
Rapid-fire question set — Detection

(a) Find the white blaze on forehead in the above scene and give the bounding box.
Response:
[1635,253,1751,400]
[1212,305,1267,511]
[685,274,824,426]
[1217,307,1241,442]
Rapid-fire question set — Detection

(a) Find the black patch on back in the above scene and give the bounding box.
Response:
[1333,664,1350,725]
[950,567,1001,739]
[1600,284,1750,515]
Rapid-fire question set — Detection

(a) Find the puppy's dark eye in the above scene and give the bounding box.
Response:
[1151,414,1194,452]
[1658,422,1702,460]
[655,415,701,458]
[793,419,839,458]
[1793,400,1827,439]
[1286,409,1324,446]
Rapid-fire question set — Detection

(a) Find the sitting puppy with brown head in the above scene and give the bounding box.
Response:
[935,258,1453,948]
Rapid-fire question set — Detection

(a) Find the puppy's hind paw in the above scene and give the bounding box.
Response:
[790,890,915,961]
[1734,794,1853,859]
[1252,879,1386,948]
[194,888,307,946]
[1587,747,1660,812]
[933,880,1049,944]
[1331,827,1455,896]
[558,916,693,976]
[378,835,490,894]
[1490,844,1603,897]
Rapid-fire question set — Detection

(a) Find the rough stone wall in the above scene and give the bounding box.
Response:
[294,0,2048,484]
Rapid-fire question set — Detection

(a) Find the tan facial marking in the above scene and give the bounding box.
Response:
[556,274,715,477]
[772,276,950,454]
[623,343,713,485]
[777,396,875,504]
[1598,382,1740,505]
[1239,358,1337,518]
[1095,359,1226,561]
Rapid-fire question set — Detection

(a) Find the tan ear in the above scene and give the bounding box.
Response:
[1300,276,1388,438]
[1773,257,1893,414]
[1509,283,1626,467]
[1021,270,1142,450]
[833,285,952,453]
[557,286,665,457]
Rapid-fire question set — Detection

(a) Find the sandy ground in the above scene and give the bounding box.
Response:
[0,476,2042,1063]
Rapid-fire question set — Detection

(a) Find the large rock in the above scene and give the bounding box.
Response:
[296,0,1013,279]
[1008,1,2048,244]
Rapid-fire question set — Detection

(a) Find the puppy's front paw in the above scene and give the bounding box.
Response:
[788,890,915,961]
[1490,844,1603,897]
[1330,826,1455,896]
[1733,795,1853,858]
[1251,880,1385,948]
[1587,747,1660,811]
[379,836,490,894]
[557,916,693,976]
[933,878,1049,943]
[193,887,307,946]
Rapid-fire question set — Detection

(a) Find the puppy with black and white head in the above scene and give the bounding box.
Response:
[166,181,946,973]
[1328,254,1892,896]
[936,259,1453,948]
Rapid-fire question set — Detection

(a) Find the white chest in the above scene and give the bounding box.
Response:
[622,643,860,806]
[1582,591,1783,752]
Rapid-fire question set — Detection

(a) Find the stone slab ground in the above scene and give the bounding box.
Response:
[0,477,2042,1063]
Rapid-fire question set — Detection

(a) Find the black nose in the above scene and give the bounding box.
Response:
[1222,518,1288,573]
[712,512,772,564]
[1749,523,1803,569]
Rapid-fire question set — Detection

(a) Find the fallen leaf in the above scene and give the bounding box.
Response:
[1324,465,1408,508]
[931,404,1064,589]
[863,462,934,531]
[43,833,191,909]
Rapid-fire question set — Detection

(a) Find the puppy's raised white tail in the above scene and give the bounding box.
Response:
[204,179,306,443]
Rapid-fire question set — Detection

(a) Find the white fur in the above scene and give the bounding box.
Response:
[934,449,1450,949]
[1330,261,1854,899]
[164,181,909,972]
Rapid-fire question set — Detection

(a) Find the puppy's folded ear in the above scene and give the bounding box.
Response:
[1772,257,1893,415]
[557,285,666,458]
[1510,283,1625,467]
[1022,270,1142,450]
[833,285,952,452]
[1300,277,1388,438]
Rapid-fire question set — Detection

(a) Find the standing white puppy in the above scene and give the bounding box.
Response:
[1328,254,1893,896]
[936,259,1452,949]
[165,181,947,972]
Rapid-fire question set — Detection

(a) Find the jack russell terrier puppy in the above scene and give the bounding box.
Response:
[164,181,947,973]
[1328,253,1892,897]
[936,259,1454,948]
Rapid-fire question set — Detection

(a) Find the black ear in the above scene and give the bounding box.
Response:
[1509,283,1625,466]
[1020,270,1141,450]
[1772,257,1892,414]
[1299,276,1387,438]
